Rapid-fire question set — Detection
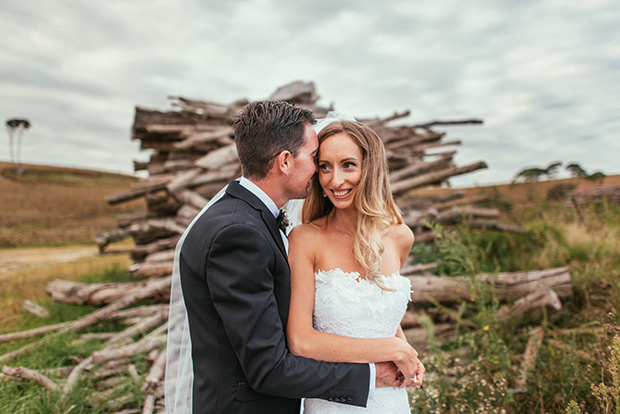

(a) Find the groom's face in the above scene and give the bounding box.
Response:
[286,123,319,200]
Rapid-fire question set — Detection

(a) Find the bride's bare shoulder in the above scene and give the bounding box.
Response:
[385,222,415,247]
[288,217,328,242]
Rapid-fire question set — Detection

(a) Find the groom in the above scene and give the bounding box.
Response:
[179,101,401,413]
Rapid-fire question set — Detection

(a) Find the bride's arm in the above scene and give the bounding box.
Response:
[285,226,417,370]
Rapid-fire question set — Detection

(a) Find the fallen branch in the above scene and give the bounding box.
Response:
[515,327,544,389]
[408,267,572,304]
[21,300,49,318]
[2,365,60,393]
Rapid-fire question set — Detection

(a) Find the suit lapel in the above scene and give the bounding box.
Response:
[226,180,288,259]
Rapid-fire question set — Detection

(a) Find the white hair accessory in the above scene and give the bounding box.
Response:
[313,111,357,134]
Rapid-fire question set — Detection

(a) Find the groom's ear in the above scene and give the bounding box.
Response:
[275,150,292,174]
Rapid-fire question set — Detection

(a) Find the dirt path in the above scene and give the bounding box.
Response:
[0,245,99,275]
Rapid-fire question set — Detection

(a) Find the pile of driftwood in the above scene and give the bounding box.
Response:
[0,82,573,412]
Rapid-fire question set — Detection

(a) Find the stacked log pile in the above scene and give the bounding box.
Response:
[0,82,573,412]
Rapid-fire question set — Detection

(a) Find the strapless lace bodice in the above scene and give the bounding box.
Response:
[303,268,412,414]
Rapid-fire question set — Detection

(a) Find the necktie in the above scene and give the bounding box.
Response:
[276,209,287,233]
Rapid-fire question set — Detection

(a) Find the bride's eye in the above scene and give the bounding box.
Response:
[318,163,331,172]
[343,162,357,169]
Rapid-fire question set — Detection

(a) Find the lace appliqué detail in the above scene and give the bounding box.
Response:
[303,268,413,414]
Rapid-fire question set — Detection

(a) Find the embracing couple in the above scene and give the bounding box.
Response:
[165,100,425,414]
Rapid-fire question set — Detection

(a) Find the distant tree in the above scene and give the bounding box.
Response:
[5,118,31,179]
[512,167,547,183]
[585,171,606,183]
[566,162,587,178]
[544,161,562,180]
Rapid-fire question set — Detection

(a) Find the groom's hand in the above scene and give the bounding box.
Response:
[375,362,402,388]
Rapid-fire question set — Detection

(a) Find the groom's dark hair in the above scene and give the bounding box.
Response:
[233,100,315,179]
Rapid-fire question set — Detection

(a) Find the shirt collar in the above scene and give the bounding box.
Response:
[239,176,280,219]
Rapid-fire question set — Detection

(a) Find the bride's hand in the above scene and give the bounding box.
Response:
[389,337,422,388]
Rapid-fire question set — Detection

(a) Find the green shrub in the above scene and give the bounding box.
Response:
[547,183,577,201]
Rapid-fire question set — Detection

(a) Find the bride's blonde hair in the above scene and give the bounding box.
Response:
[302,121,403,290]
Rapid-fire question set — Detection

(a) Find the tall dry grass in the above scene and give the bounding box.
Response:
[0,162,144,247]
[0,247,132,332]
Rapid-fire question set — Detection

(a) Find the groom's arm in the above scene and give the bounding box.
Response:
[207,224,371,406]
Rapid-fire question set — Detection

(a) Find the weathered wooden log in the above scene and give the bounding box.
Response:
[166,168,203,193]
[92,329,166,365]
[65,356,94,393]
[400,262,438,276]
[268,81,319,104]
[0,321,68,344]
[142,349,166,414]
[412,119,483,129]
[169,96,245,121]
[385,131,446,150]
[21,300,49,318]
[389,154,454,183]
[186,163,240,188]
[129,261,173,278]
[408,267,572,304]
[116,211,149,228]
[61,276,171,334]
[144,249,175,263]
[175,190,209,210]
[404,323,455,349]
[174,127,233,150]
[392,162,488,195]
[108,311,168,346]
[80,332,116,341]
[176,204,200,224]
[409,139,462,154]
[47,276,171,307]
[194,181,230,199]
[146,218,186,235]
[194,144,239,170]
[95,375,126,390]
[97,222,179,252]
[362,110,410,132]
[110,305,168,320]
[146,192,181,215]
[497,288,562,322]
[134,160,148,171]
[162,159,195,172]
[130,235,180,261]
[2,365,60,393]
[515,326,545,390]
[95,226,134,250]
[106,176,171,205]
[91,359,134,380]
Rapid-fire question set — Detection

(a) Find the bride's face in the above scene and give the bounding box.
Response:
[317,132,363,210]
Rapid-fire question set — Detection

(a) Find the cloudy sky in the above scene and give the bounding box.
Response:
[1,0,618,187]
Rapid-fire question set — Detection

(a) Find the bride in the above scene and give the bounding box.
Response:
[286,118,423,413]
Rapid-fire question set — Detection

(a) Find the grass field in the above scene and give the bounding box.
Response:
[0,161,145,247]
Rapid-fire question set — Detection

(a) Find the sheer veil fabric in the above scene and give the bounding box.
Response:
[164,112,354,413]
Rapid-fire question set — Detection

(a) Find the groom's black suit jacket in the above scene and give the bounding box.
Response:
[180,180,370,414]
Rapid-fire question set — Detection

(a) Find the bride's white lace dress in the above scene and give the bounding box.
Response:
[303,268,412,414]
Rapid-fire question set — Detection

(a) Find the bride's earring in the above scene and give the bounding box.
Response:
[322,191,327,198]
